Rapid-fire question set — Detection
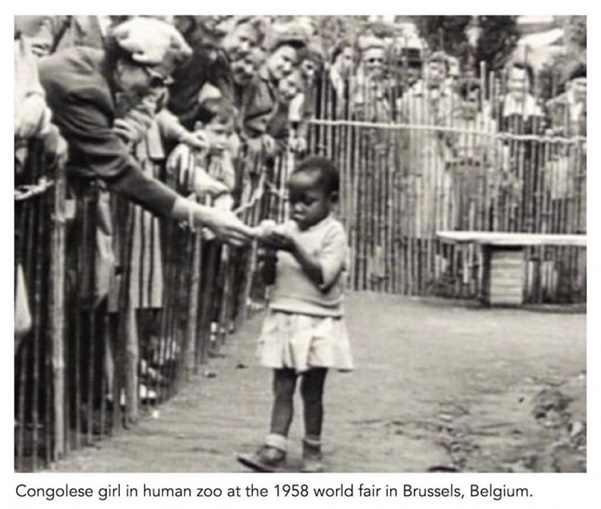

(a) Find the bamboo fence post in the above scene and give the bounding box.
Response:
[217,245,233,348]
[85,217,96,444]
[363,123,371,291]
[325,86,333,161]
[535,133,547,302]
[397,132,407,295]
[15,150,35,470]
[16,323,28,471]
[157,218,176,400]
[72,195,85,448]
[372,123,380,291]
[540,137,551,299]
[374,133,382,292]
[184,227,202,376]
[355,121,364,290]
[199,240,218,363]
[577,139,587,300]
[382,138,390,293]
[368,130,376,291]
[368,127,374,291]
[340,120,349,291]
[407,118,416,296]
[490,72,499,232]
[119,204,138,427]
[386,138,394,294]
[379,138,388,292]
[351,121,360,290]
[319,77,328,154]
[29,147,45,470]
[173,224,190,391]
[568,141,581,301]
[419,74,428,295]
[397,118,407,295]
[359,81,366,291]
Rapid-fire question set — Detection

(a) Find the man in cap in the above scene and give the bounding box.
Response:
[389,35,424,105]
[39,17,254,242]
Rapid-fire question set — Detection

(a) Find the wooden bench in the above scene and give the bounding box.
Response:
[437,231,587,306]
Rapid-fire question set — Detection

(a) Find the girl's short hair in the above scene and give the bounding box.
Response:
[197,97,238,125]
[293,156,340,196]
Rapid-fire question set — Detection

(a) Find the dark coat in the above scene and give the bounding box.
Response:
[39,47,178,217]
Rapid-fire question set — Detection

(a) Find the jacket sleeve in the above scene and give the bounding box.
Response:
[57,87,179,217]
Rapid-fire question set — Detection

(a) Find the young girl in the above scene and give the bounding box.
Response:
[237,156,353,473]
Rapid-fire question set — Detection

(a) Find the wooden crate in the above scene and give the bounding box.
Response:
[481,246,525,306]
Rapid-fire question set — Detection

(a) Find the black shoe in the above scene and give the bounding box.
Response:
[237,445,286,473]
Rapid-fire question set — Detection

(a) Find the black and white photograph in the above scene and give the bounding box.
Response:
[13,13,587,477]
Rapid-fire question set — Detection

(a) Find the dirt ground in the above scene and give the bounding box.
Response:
[51,293,586,473]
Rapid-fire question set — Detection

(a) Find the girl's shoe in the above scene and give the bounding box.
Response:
[237,445,286,473]
[301,438,324,473]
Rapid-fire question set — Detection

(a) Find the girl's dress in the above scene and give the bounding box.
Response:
[257,215,354,373]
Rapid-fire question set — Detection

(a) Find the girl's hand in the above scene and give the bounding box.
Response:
[262,230,296,252]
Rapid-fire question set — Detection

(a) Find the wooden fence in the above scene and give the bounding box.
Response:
[299,63,586,303]
[14,142,270,472]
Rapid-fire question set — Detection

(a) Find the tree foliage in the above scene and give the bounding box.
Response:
[413,16,471,55]
[413,16,519,73]
[565,15,586,50]
[475,16,520,72]
[538,16,587,100]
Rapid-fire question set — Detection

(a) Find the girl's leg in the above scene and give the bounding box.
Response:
[237,368,297,472]
[270,368,298,437]
[300,368,328,439]
[300,368,328,472]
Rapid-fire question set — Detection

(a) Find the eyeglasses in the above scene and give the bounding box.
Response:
[144,67,174,88]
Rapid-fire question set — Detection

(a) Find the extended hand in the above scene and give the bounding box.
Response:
[197,207,256,246]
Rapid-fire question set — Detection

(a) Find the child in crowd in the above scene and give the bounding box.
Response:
[167,96,238,211]
[238,156,353,473]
